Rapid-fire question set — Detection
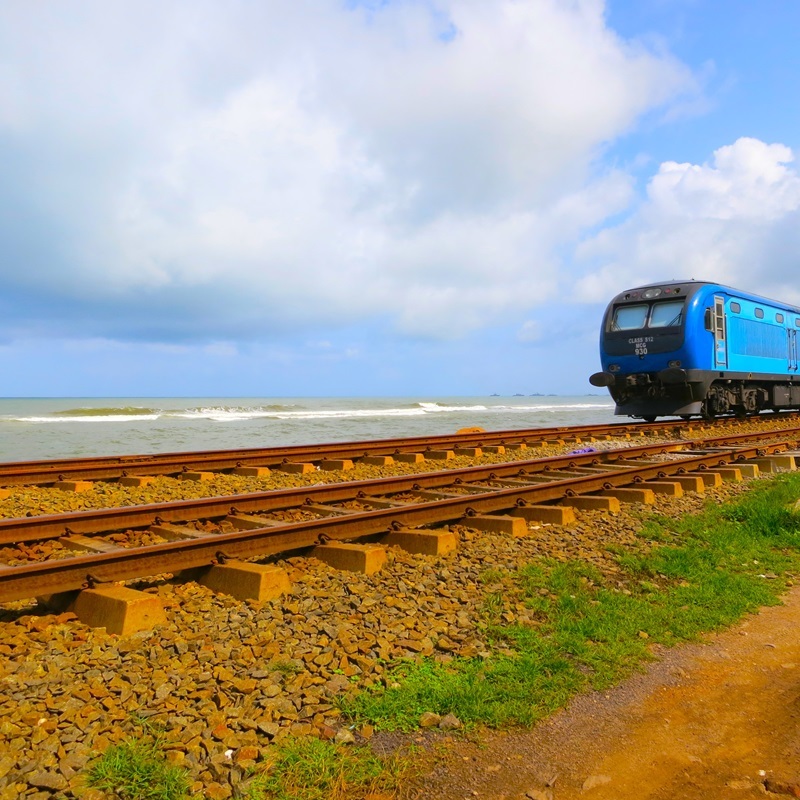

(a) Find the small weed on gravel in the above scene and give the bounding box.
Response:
[239,737,409,800]
[86,729,190,800]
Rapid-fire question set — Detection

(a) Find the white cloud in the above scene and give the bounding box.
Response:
[647,138,800,220]
[516,320,542,343]
[575,137,800,305]
[0,0,695,343]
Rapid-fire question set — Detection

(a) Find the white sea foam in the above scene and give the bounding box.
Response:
[417,402,488,412]
[4,401,613,425]
[173,406,430,421]
[9,414,162,424]
[0,396,617,461]
[488,403,614,412]
[418,401,613,413]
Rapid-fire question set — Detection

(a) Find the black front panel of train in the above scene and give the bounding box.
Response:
[603,330,684,356]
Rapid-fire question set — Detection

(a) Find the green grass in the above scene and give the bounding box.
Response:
[346,472,800,730]
[238,737,410,800]
[86,729,190,800]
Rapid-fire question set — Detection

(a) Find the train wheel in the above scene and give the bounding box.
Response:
[680,415,692,421]
[642,416,656,423]
[701,401,715,420]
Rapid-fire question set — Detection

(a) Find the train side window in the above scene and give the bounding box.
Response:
[796,318,800,328]
[755,308,764,319]
[730,302,741,313]
[648,300,684,328]
[611,304,648,331]
[776,313,785,323]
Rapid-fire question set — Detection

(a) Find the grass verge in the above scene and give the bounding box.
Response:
[346,472,800,730]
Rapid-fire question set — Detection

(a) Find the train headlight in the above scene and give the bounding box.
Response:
[668,360,682,368]
[642,288,662,299]
[609,364,620,372]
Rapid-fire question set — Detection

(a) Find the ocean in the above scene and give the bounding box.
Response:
[0,396,616,462]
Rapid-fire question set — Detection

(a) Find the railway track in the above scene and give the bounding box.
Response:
[2,414,797,487]
[4,418,800,798]
[2,425,799,604]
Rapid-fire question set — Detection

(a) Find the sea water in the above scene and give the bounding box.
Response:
[0,396,615,462]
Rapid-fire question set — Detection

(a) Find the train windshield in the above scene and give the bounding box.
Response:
[612,304,648,330]
[610,300,684,331]
[649,300,684,328]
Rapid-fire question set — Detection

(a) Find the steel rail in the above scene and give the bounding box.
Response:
[1,442,678,544]
[1,426,797,546]
[0,438,794,602]
[2,414,794,486]
[0,424,651,485]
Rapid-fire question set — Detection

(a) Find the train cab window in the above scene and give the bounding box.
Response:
[648,300,684,328]
[611,304,648,330]
[730,302,741,313]
[755,308,764,319]
[776,313,785,323]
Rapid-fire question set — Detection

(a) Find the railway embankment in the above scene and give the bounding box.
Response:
[2,418,800,798]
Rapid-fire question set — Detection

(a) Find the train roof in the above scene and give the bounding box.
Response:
[608,280,800,315]
[607,280,710,306]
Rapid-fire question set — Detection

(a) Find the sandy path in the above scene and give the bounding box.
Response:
[405,585,800,799]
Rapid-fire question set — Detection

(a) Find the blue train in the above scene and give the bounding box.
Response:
[589,280,800,420]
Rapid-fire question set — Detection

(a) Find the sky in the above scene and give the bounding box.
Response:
[1,0,799,398]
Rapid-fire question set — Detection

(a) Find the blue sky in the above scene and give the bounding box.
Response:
[1,0,799,397]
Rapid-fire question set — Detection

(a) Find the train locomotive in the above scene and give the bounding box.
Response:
[589,280,800,421]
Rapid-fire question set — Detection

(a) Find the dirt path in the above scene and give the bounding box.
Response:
[405,585,800,799]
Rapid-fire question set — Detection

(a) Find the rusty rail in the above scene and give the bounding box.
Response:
[1,413,795,486]
[0,427,789,545]
[1,429,797,603]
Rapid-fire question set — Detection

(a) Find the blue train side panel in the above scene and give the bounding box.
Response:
[589,280,800,420]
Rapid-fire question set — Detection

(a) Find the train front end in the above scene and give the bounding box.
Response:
[589,281,711,420]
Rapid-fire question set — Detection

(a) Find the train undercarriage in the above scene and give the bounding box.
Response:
[598,368,800,421]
